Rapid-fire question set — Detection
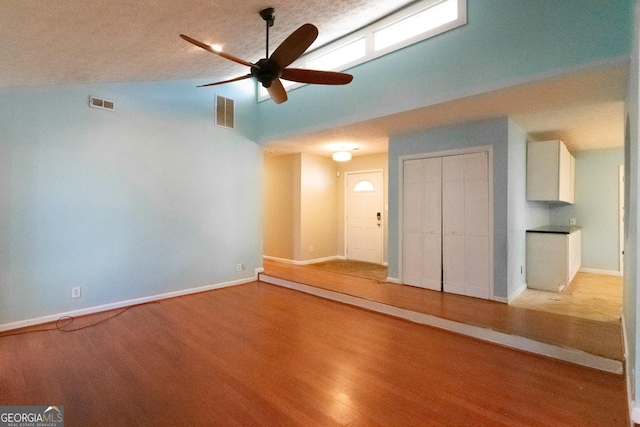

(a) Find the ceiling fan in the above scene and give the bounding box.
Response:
[180,7,353,104]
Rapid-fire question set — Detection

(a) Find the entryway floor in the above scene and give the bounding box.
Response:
[261,259,623,370]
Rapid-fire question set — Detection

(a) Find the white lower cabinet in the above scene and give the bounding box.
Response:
[402,151,490,299]
[526,228,581,292]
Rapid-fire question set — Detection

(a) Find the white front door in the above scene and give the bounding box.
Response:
[346,171,383,264]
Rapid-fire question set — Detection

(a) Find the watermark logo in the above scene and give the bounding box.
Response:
[0,406,64,427]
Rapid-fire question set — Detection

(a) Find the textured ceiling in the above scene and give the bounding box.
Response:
[1,1,629,156]
[0,0,413,87]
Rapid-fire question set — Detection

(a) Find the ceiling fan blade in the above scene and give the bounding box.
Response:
[269,23,318,70]
[180,34,255,68]
[197,74,253,87]
[267,78,288,104]
[281,68,353,85]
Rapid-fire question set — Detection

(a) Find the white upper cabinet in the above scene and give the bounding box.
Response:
[527,140,575,204]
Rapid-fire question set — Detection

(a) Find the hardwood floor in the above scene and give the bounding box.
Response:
[512,272,623,322]
[261,260,624,364]
[0,282,628,426]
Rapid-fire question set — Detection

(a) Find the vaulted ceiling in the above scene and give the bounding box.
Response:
[1,0,627,156]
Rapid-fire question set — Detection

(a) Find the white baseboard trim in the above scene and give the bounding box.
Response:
[263,255,344,265]
[507,283,528,303]
[0,276,255,333]
[387,277,401,284]
[260,274,623,375]
[579,267,622,276]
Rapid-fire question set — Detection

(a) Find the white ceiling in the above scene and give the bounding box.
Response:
[1,1,628,156]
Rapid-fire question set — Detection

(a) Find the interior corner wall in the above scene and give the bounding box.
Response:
[507,119,531,297]
[263,154,298,260]
[388,117,510,299]
[0,79,262,328]
[299,153,339,262]
[263,152,338,263]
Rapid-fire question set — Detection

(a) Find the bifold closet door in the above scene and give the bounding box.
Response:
[402,157,442,290]
[403,152,489,298]
[442,152,490,299]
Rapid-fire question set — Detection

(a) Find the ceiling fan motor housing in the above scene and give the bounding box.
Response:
[251,58,281,88]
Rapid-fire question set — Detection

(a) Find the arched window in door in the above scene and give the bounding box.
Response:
[354,180,375,192]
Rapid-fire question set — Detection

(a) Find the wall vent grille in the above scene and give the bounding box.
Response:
[89,96,115,111]
[215,95,234,129]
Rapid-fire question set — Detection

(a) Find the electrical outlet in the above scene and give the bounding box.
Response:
[72,286,82,299]
[310,245,314,253]
[236,263,242,272]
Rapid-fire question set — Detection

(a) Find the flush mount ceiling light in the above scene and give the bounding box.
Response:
[332,151,352,162]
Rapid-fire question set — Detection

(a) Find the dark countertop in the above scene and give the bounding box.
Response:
[526,225,582,234]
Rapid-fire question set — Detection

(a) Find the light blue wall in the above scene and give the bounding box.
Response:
[507,120,549,296]
[0,80,262,326]
[256,0,632,143]
[549,148,624,273]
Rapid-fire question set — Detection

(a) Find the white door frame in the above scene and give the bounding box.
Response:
[344,169,384,264]
[619,165,625,275]
[398,146,494,298]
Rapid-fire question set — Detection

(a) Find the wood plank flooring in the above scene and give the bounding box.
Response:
[0,282,628,426]
[262,260,624,363]
[512,272,623,322]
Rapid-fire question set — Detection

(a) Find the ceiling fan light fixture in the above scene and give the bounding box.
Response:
[332,151,352,162]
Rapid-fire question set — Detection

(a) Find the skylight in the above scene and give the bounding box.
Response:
[259,0,467,101]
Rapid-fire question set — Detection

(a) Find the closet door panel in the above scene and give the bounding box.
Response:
[403,184,422,232]
[442,156,465,235]
[403,232,423,287]
[443,234,465,295]
[422,157,442,290]
[464,153,489,236]
[465,235,490,299]
[442,155,465,295]
[465,178,489,236]
[403,159,424,287]
[423,232,442,290]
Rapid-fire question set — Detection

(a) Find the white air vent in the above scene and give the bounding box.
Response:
[215,95,234,128]
[89,96,115,111]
